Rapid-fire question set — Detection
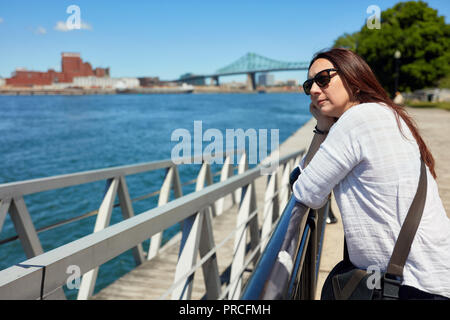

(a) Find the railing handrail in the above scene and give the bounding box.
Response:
[241,195,329,300]
[0,162,236,247]
[0,150,246,199]
[0,150,303,300]
[240,196,298,299]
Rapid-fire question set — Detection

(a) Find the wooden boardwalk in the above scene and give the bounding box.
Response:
[92,194,251,299]
[91,120,316,300]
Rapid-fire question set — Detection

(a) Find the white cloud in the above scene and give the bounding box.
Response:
[54,20,92,32]
[0,18,4,24]
[35,26,47,35]
[54,21,69,32]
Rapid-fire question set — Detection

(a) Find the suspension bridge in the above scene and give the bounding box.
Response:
[174,53,309,90]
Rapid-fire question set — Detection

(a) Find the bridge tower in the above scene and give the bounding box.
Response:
[246,72,256,91]
[210,76,219,86]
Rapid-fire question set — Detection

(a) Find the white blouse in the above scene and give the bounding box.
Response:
[293,102,450,297]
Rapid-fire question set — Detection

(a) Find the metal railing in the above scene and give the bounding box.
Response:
[0,149,304,300]
[241,195,330,300]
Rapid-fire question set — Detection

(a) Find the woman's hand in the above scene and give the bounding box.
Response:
[309,102,337,132]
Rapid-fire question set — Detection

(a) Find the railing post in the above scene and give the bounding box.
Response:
[248,181,260,266]
[198,208,221,299]
[204,162,217,217]
[294,211,318,300]
[196,162,221,298]
[171,209,205,300]
[294,154,302,168]
[148,166,183,260]
[171,162,220,300]
[216,154,236,216]
[117,176,145,266]
[279,161,291,211]
[306,210,318,300]
[234,152,248,204]
[77,177,119,300]
[261,171,279,250]
[8,197,43,258]
[228,181,256,300]
[0,198,12,233]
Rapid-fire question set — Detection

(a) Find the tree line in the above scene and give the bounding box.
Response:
[333,1,450,96]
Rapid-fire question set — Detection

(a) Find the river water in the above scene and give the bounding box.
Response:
[0,93,311,299]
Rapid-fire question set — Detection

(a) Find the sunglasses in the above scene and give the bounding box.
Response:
[303,68,339,95]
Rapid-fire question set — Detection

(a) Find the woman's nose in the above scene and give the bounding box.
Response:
[309,81,321,95]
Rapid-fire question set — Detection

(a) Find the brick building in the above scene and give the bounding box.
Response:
[6,53,109,87]
[138,77,161,87]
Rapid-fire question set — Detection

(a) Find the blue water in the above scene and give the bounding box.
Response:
[0,93,311,299]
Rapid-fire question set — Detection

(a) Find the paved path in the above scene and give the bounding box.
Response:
[406,107,450,216]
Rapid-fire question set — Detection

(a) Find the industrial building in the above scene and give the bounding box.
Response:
[5,53,109,87]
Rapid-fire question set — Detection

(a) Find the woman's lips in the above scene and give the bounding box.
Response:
[317,99,328,105]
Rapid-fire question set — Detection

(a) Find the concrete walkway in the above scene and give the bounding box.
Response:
[406,107,450,216]
[273,106,450,300]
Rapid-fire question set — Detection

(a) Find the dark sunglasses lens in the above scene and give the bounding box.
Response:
[303,79,313,95]
[316,74,331,87]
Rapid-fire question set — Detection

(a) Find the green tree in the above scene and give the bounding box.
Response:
[333,1,450,95]
[333,32,360,51]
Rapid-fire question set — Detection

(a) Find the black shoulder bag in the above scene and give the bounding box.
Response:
[321,159,427,300]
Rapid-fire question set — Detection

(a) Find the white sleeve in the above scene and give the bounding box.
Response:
[292,121,362,209]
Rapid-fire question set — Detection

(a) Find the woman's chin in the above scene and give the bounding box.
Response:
[319,108,333,117]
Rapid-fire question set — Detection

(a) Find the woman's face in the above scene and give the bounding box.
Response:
[308,58,356,118]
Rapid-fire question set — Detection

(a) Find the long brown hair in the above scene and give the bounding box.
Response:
[309,48,436,179]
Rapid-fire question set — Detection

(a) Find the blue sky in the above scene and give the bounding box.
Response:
[0,0,449,83]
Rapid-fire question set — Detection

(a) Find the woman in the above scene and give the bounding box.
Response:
[291,48,450,299]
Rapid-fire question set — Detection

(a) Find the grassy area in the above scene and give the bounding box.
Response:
[405,100,450,111]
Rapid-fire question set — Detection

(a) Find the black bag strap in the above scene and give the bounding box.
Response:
[386,158,427,278]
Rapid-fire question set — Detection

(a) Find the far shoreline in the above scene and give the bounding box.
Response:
[0,85,305,96]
